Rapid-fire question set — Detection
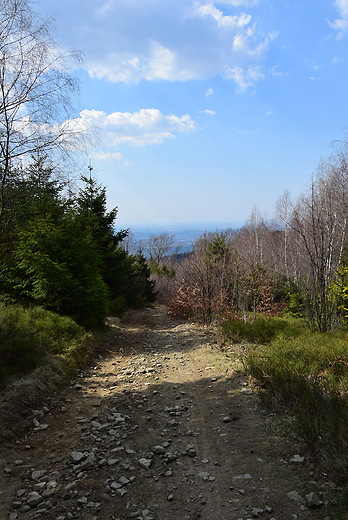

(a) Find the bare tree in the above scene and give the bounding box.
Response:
[279,153,348,331]
[120,229,138,254]
[276,190,304,283]
[0,0,87,232]
[141,232,180,266]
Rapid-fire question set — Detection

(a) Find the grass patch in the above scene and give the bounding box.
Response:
[0,303,92,389]
[237,321,348,484]
[220,315,306,345]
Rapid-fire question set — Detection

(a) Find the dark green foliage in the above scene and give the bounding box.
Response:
[107,251,157,314]
[150,262,175,278]
[0,304,87,388]
[0,159,156,327]
[76,174,127,252]
[16,215,109,326]
[127,253,158,307]
[75,175,156,314]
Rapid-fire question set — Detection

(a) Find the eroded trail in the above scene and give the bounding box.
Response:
[0,307,322,520]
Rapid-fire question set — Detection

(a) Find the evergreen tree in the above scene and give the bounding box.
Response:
[76,174,128,293]
[16,215,109,326]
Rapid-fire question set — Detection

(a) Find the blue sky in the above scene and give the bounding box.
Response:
[37,0,348,228]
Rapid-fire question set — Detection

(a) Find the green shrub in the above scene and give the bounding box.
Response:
[220,315,306,344]
[109,296,128,317]
[244,329,348,482]
[0,304,88,388]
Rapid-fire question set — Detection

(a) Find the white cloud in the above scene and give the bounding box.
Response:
[328,0,348,36]
[90,151,129,164]
[224,65,264,91]
[269,65,284,77]
[83,0,276,91]
[198,109,216,115]
[205,87,214,98]
[88,41,197,83]
[192,2,251,29]
[67,108,198,149]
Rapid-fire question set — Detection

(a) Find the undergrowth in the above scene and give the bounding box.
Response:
[0,303,92,390]
[221,315,348,484]
[220,315,306,344]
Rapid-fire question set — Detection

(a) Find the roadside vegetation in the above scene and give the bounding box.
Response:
[220,316,348,483]
[0,305,91,391]
[0,0,156,394]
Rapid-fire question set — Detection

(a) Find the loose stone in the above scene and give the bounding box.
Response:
[69,452,85,465]
[251,507,264,517]
[27,491,43,507]
[291,455,305,463]
[31,470,46,480]
[138,458,153,470]
[153,445,166,455]
[305,492,323,508]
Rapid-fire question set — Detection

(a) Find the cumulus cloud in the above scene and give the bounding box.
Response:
[88,42,197,83]
[328,0,348,36]
[198,109,216,115]
[83,0,276,91]
[66,108,198,155]
[191,2,251,29]
[90,151,129,165]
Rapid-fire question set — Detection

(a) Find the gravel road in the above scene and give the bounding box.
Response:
[0,306,329,520]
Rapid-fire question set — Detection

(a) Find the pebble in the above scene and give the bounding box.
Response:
[27,491,43,507]
[251,507,264,517]
[69,452,85,464]
[291,455,305,463]
[31,469,46,480]
[287,490,306,505]
[306,491,323,508]
[152,445,166,455]
[138,458,153,470]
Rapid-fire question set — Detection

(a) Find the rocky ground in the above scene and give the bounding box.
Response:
[0,306,338,520]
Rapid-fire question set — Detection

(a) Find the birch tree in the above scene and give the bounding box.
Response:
[0,0,85,234]
[281,154,348,331]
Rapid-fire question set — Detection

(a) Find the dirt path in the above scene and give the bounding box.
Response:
[0,307,332,520]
